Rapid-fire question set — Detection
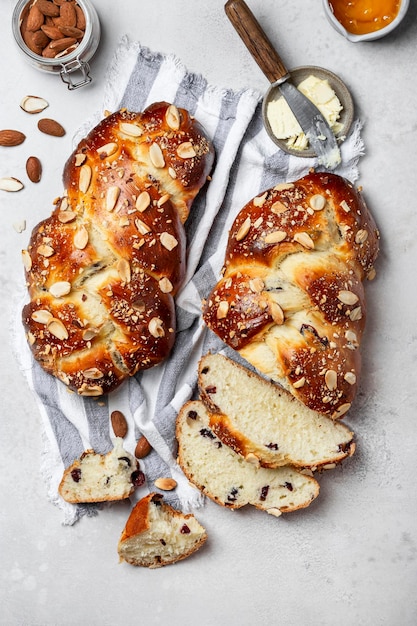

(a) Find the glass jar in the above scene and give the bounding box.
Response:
[12,0,100,90]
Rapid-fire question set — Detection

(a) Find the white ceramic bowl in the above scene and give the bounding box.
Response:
[322,0,410,42]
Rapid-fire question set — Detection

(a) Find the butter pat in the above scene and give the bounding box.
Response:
[266,75,343,151]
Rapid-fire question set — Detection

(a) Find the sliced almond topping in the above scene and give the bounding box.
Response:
[37,244,55,257]
[270,200,287,214]
[168,166,177,179]
[157,193,170,208]
[273,182,295,191]
[149,142,165,168]
[31,309,53,324]
[264,230,287,244]
[344,371,357,385]
[324,369,338,391]
[135,218,151,235]
[269,301,284,325]
[216,301,229,319]
[266,508,282,518]
[78,383,103,397]
[58,210,76,223]
[106,186,120,211]
[159,277,173,293]
[253,192,268,207]
[367,267,376,281]
[135,190,151,212]
[340,200,350,213]
[148,317,165,338]
[309,194,326,211]
[249,277,264,293]
[74,153,86,167]
[165,104,181,130]
[22,249,32,271]
[82,368,104,380]
[345,330,358,344]
[49,281,71,298]
[332,402,351,418]
[79,164,91,193]
[120,122,142,137]
[160,232,178,251]
[355,229,368,244]
[235,217,251,242]
[97,142,118,157]
[117,258,131,283]
[337,290,359,305]
[293,376,306,389]
[82,328,98,341]
[293,232,315,249]
[176,141,196,159]
[74,225,89,250]
[349,306,362,321]
[60,197,69,211]
[154,477,177,491]
[47,318,69,340]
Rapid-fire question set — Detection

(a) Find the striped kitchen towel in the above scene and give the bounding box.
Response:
[13,37,364,524]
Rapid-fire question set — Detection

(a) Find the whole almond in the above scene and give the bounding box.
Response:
[135,436,152,459]
[41,24,63,39]
[26,5,44,32]
[42,46,58,58]
[59,2,77,27]
[49,36,76,52]
[111,410,128,438]
[37,0,60,17]
[32,29,50,48]
[37,118,66,137]
[75,5,86,30]
[26,156,42,183]
[154,477,177,491]
[58,25,84,39]
[0,130,26,147]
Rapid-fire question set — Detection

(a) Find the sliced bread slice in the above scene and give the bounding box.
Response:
[58,437,143,503]
[176,400,319,514]
[118,493,207,568]
[198,353,355,469]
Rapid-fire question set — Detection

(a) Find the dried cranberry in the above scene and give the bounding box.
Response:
[266,442,279,450]
[71,468,82,483]
[187,410,198,420]
[284,482,293,491]
[118,456,131,467]
[227,487,239,503]
[160,538,166,545]
[205,386,216,394]
[180,524,190,534]
[200,428,216,440]
[260,485,269,501]
[131,470,145,487]
[201,367,209,374]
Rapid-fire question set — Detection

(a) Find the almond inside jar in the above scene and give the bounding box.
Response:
[19,0,86,59]
[328,0,401,35]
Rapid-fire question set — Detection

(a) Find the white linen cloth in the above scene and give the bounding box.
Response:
[12,37,365,524]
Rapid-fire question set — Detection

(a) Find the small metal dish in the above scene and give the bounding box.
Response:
[322,0,410,42]
[262,65,354,159]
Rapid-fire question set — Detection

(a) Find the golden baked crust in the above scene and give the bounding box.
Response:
[202,172,379,418]
[22,102,214,396]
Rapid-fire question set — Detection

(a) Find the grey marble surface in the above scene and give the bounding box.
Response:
[1,1,416,624]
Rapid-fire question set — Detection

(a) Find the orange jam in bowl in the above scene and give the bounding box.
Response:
[328,0,401,35]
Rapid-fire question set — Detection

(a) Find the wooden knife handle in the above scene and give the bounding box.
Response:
[224,0,289,84]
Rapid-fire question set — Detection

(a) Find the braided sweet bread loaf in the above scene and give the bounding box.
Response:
[22,102,214,396]
[203,172,379,418]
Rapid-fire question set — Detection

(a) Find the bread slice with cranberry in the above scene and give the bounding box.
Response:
[58,437,143,503]
[198,352,355,469]
[118,493,207,567]
[176,400,319,514]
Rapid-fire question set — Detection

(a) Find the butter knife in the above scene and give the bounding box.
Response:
[225,0,342,169]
